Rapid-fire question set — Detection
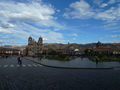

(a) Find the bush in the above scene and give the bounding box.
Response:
[97,53,105,59]
[91,57,118,62]
[100,57,117,61]
[110,58,116,61]
[59,54,67,59]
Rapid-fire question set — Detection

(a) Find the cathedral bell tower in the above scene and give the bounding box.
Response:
[96,41,102,48]
[38,36,43,45]
[38,36,43,54]
[28,36,32,45]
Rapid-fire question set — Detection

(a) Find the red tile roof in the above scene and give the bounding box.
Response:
[0,48,20,51]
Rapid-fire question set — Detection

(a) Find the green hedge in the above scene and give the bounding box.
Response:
[91,57,119,62]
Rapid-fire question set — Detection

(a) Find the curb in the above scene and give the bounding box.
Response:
[24,58,115,70]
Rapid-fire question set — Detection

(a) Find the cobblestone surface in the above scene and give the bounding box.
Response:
[0,57,120,90]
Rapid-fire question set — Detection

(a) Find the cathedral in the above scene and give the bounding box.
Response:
[26,36,43,56]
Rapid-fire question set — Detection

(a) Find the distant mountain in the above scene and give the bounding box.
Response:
[3,45,12,48]
[43,43,81,50]
[43,43,64,49]
[3,45,27,50]
[79,43,114,48]
[3,43,115,50]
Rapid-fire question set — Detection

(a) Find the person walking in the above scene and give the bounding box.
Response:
[17,57,22,66]
[95,56,98,64]
[17,57,20,64]
[38,55,40,61]
[19,57,22,66]
[40,55,42,60]
[38,55,42,61]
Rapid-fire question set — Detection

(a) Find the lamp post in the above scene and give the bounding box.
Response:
[113,51,116,57]
[88,49,90,57]
[11,51,13,57]
[46,49,48,57]
[67,42,70,60]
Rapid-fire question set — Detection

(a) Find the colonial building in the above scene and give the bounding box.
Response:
[26,36,43,56]
[0,47,20,56]
[93,42,120,55]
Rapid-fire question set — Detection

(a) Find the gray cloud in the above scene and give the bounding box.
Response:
[68,33,78,37]
[94,0,103,5]
[100,0,120,8]
[100,3,108,8]
[101,23,117,27]
[8,20,16,24]
[0,28,11,33]
[0,40,21,45]
[113,30,120,32]
[106,35,120,37]
[0,22,16,28]
[0,37,15,39]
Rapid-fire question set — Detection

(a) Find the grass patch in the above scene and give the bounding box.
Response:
[45,57,69,61]
[91,58,120,62]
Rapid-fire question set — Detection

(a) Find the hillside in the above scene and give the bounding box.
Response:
[3,43,115,50]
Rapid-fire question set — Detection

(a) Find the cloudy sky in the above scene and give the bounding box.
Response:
[0,0,120,45]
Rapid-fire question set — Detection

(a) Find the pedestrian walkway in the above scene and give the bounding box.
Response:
[0,64,43,68]
[24,57,120,69]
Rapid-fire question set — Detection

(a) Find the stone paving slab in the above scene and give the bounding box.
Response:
[24,57,120,69]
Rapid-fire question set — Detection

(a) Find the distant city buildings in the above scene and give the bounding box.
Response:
[56,41,120,56]
[23,37,120,56]
[2,36,118,57]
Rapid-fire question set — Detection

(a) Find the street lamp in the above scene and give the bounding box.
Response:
[88,49,90,57]
[67,42,70,60]
[11,51,13,57]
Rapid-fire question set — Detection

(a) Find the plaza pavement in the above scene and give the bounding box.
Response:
[24,57,120,69]
[1,57,120,90]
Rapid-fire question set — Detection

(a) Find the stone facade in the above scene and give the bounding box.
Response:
[26,36,43,56]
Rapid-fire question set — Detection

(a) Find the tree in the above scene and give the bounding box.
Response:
[48,50,57,55]
[59,54,67,59]
[85,49,94,56]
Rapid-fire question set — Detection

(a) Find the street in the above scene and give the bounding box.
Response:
[0,57,120,90]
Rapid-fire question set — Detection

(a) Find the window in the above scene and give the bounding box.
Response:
[6,51,9,53]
